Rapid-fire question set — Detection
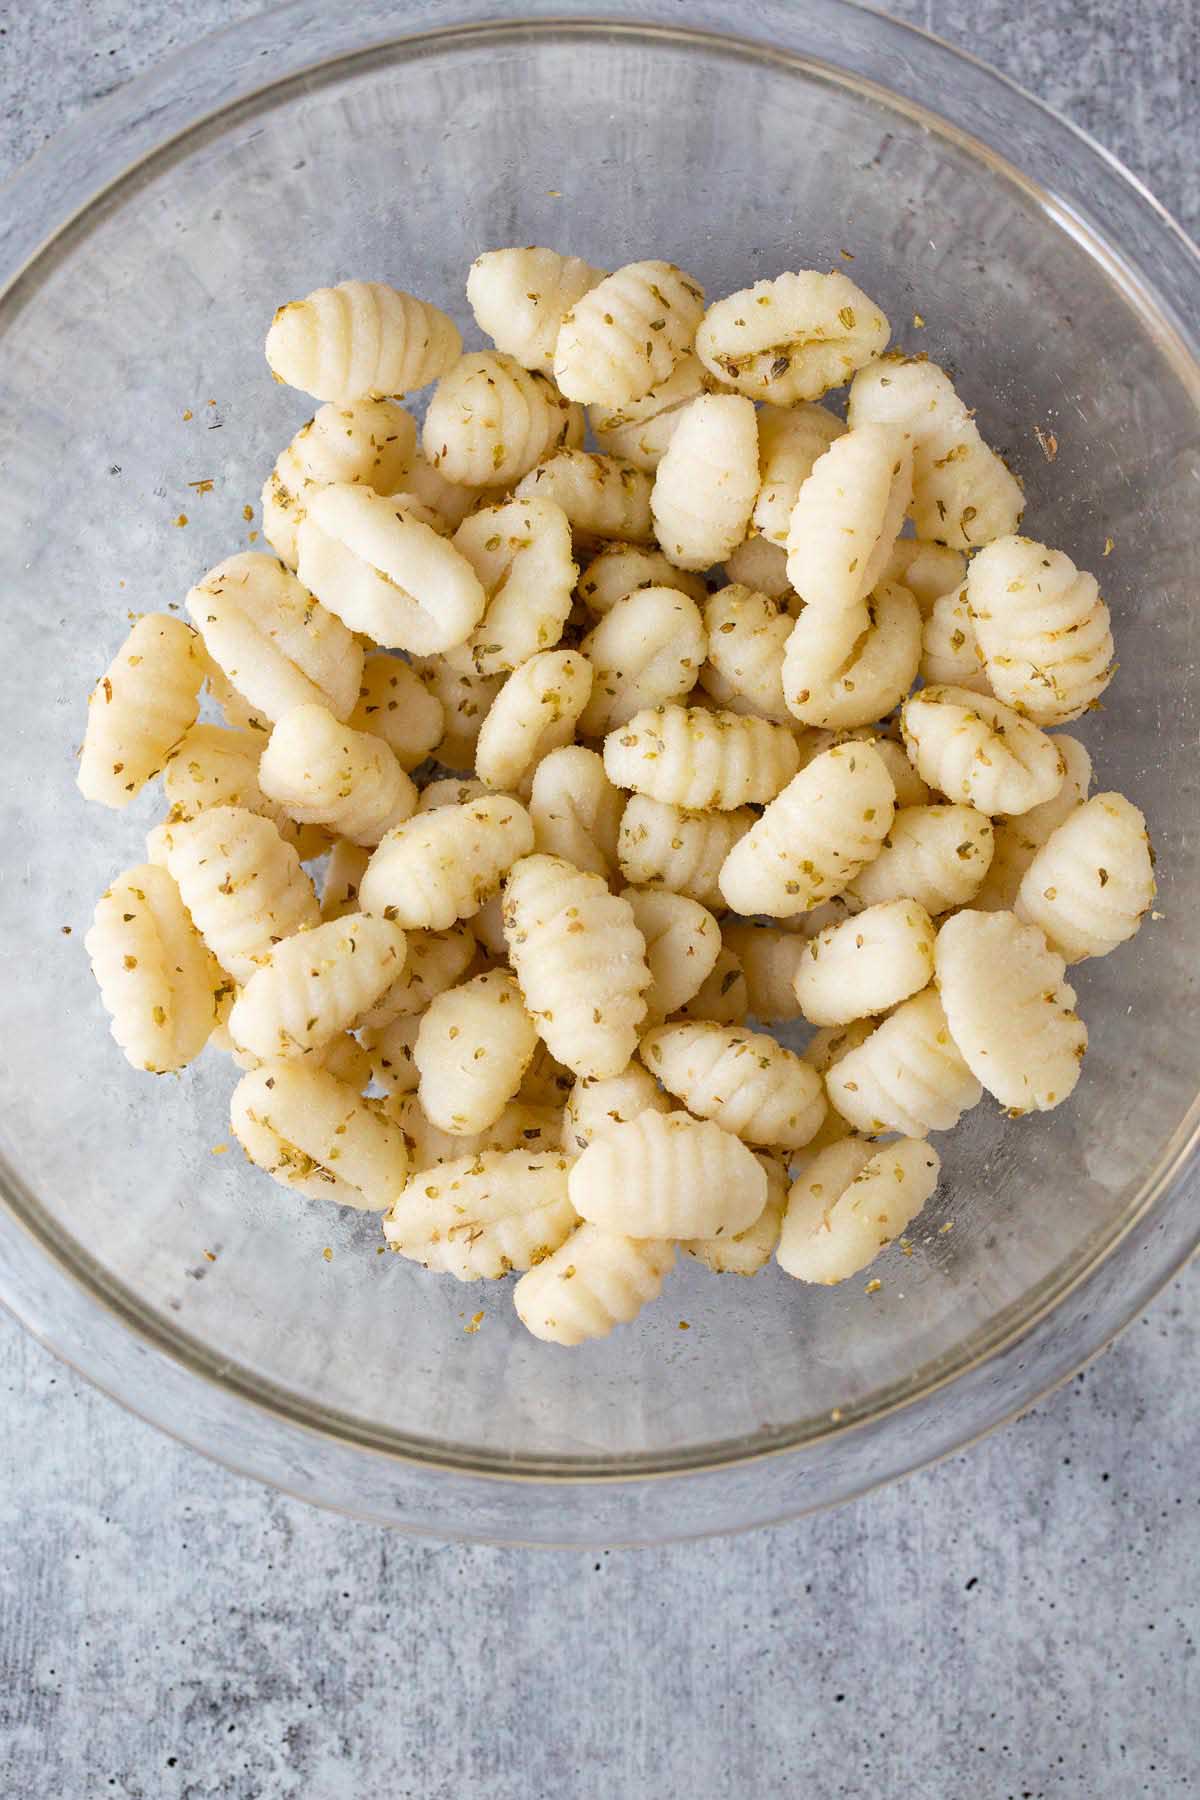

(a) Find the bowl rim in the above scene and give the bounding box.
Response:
[2,0,1198,1542]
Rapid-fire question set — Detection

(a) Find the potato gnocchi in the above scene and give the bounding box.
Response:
[78,245,1155,1346]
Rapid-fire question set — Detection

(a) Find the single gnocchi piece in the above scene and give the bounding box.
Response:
[845,803,994,915]
[589,354,711,470]
[514,450,655,544]
[782,580,921,729]
[617,795,755,909]
[900,685,1066,817]
[414,646,504,773]
[162,805,319,982]
[186,551,363,726]
[825,986,982,1137]
[553,259,705,406]
[696,270,890,404]
[777,1137,940,1284]
[794,899,936,1027]
[682,1151,788,1276]
[879,539,968,615]
[920,586,990,693]
[227,913,407,1062]
[85,863,225,1073]
[360,796,533,929]
[79,614,204,808]
[1014,793,1154,962]
[752,402,847,546]
[785,424,912,614]
[265,280,461,403]
[561,1065,672,1153]
[452,498,577,676]
[474,650,593,792]
[467,246,606,374]
[848,356,1023,550]
[620,886,722,1022]
[720,924,807,1024]
[603,704,800,810]
[576,542,708,616]
[231,1063,409,1210]
[422,351,582,488]
[413,969,539,1135]
[569,1109,767,1238]
[348,653,445,771]
[965,535,1114,725]
[934,909,1087,1112]
[649,393,760,570]
[513,1223,675,1345]
[261,398,418,567]
[258,704,417,846]
[640,1022,827,1150]
[699,584,793,724]
[297,484,487,654]
[718,741,896,918]
[502,854,652,1080]
[385,1148,577,1280]
[975,734,1092,911]
[529,745,623,880]
[723,534,794,602]
[579,585,707,735]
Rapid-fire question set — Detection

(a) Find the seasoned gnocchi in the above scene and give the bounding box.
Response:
[79,244,1156,1348]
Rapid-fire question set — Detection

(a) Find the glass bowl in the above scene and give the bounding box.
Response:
[1,0,1197,1547]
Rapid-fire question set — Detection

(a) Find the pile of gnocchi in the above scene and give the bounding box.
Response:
[79,251,1156,1347]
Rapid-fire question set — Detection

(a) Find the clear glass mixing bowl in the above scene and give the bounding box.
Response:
[1,0,1197,1545]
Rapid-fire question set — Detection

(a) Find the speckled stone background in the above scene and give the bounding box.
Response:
[2,4,1198,1795]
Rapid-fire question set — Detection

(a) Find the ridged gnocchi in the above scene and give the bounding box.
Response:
[297,483,487,654]
[699,584,793,724]
[513,1224,675,1345]
[452,497,577,676]
[603,704,800,810]
[900,686,1066,816]
[514,450,655,544]
[385,1148,577,1280]
[502,854,651,1080]
[824,986,982,1137]
[1014,793,1154,962]
[579,585,707,735]
[423,351,583,488]
[359,796,533,930]
[793,899,936,1027]
[227,913,408,1063]
[474,650,593,792]
[650,393,760,570]
[231,1063,409,1210]
[529,745,623,880]
[568,1109,767,1238]
[467,246,606,374]
[259,703,417,846]
[79,615,205,809]
[966,535,1114,725]
[162,805,319,982]
[696,270,889,404]
[640,1022,827,1150]
[778,1137,940,1283]
[617,795,755,908]
[782,579,922,728]
[785,424,912,613]
[554,260,705,406]
[85,863,226,1073]
[718,742,896,917]
[265,280,460,403]
[934,910,1087,1112]
[414,969,539,1134]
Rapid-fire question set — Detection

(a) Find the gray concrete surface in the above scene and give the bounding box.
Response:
[2,3,1198,1795]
